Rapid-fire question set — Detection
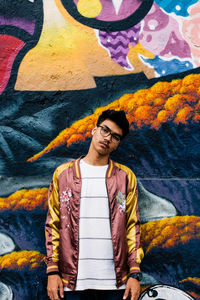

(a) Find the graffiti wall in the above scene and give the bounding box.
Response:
[0,0,200,299]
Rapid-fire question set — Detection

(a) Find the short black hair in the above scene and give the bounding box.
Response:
[96,109,129,139]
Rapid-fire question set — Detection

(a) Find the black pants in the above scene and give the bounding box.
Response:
[64,289,126,300]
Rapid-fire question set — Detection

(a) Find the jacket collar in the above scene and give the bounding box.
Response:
[73,156,114,179]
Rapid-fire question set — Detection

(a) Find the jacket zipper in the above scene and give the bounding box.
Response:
[106,177,119,288]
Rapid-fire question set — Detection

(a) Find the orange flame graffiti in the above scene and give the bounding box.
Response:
[28,73,200,162]
[180,278,200,299]
[180,277,200,286]
[0,188,48,212]
[187,292,200,300]
[0,251,44,270]
[141,216,200,253]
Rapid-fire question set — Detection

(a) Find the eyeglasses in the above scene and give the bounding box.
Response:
[98,125,122,144]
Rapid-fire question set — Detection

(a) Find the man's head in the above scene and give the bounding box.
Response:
[90,110,129,158]
[96,110,129,139]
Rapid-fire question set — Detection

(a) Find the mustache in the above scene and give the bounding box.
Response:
[100,141,110,147]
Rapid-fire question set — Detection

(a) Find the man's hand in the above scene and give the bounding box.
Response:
[47,274,64,300]
[123,277,140,300]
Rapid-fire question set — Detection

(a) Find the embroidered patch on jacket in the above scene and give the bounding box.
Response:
[60,188,72,215]
[116,191,126,212]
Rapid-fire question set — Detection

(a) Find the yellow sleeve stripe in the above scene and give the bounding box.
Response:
[130,267,140,271]
[47,265,59,270]
[62,278,69,284]
[75,159,80,178]
[107,159,113,178]
[56,161,73,177]
[122,274,128,281]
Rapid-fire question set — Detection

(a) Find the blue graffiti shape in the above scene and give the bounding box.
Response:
[154,0,199,16]
[140,55,193,77]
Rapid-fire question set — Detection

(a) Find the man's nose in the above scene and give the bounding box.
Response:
[104,133,112,142]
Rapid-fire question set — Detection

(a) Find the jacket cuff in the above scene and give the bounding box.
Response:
[45,261,59,274]
[128,260,141,274]
[128,250,141,274]
[47,271,60,276]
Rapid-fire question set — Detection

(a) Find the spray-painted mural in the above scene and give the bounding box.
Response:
[0,0,200,299]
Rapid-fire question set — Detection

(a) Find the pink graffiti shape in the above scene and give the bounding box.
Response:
[0,35,25,95]
[140,3,191,59]
[182,2,200,66]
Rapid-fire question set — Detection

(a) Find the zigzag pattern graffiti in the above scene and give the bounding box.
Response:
[98,24,141,69]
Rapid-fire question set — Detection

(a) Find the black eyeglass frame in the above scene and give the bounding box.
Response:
[98,125,122,144]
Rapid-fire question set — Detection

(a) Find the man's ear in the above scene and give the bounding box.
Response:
[92,126,97,135]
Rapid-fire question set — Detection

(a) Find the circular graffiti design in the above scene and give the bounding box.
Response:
[60,0,154,31]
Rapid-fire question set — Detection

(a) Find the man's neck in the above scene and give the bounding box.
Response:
[83,152,109,166]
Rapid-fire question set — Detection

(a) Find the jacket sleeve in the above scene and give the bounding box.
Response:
[126,171,144,274]
[45,168,60,274]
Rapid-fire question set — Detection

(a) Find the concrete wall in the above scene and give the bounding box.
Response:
[0,0,199,299]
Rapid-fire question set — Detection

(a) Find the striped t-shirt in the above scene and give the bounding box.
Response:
[64,159,125,291]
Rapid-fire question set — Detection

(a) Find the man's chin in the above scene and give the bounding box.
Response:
[97,148,110,156]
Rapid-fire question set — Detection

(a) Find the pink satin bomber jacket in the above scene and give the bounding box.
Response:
[45,157,144,290]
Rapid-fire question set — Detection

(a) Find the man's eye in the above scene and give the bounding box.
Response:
[113,135,120,141]
[103,127,110,133]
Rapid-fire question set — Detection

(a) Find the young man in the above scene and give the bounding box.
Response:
[45,110,144,300]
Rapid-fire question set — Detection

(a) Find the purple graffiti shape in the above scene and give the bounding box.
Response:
[160,31,191,58]
[98,23,141,69]
[0,16,35,35]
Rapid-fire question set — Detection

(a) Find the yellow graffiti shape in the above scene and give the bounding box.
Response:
[17,0,153,91]
[77,0,102,18]
[28,73,200,162]
[0,251,44,270]
[141,216,200,254]
[0,188,48,212]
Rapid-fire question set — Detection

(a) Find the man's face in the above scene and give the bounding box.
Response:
[91,119,123,157]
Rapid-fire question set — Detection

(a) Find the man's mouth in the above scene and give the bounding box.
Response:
[99,142,109,149]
